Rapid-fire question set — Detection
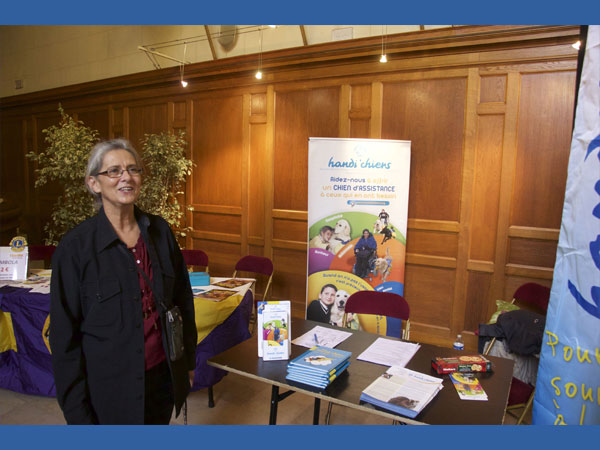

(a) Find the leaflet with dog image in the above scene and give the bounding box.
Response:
[360,366,443,418]
[257,301,291,358]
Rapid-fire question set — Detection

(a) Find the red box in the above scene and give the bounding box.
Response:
[432,355,492,374]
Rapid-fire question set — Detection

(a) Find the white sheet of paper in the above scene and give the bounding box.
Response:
[292,325,353,348]
[357,337,421,367]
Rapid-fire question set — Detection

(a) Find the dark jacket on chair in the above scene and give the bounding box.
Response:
[50,207,197,424]
[479,309,545,356]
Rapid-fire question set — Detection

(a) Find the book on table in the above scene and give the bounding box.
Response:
[360,366,444,419]
[286,346,352,388]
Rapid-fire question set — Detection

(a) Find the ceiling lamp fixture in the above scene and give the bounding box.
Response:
[380,25,388,63]
[256,27,264,80]
[180,43,188,87]
[572,40,581,50]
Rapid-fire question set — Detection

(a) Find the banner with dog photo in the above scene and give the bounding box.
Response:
[306,138,411,337]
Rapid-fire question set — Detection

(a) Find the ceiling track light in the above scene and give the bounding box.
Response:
[180,43,189,87]
[380,25,388,63]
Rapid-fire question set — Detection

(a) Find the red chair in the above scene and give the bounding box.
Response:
[342,290,411,340]
[232,255,274,302]
[181,249,209,272]
[28,245,56,268]
[233,255,274,333]
[483,282,550,424]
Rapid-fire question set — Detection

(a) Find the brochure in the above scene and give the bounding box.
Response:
[288,346,351,376]
[212,278,251,289]
[450,372,488,401]
[262,308,290,361]
[360,366,443,419]
[193,289,236,301]
[257,301,291,358]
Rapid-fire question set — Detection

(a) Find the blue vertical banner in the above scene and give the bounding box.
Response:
[533,26,600,425]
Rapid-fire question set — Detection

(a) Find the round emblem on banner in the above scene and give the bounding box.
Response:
[9,236,28,252]
[42,315,52,354]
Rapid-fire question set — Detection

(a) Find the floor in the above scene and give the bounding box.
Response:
[0,372,525,425]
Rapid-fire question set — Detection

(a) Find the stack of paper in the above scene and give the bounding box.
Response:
[286,346,352,389]
[360,366,444,418]
[357,337,421,368]
[450,373,488,401]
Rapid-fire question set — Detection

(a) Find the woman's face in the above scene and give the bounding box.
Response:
[319,287,337,306]
[363,230,369,239]
[88,149,142,211]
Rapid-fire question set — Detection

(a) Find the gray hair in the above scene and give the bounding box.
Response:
[86,138,143,209]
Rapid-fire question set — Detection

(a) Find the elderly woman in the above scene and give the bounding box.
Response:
[50,139,197,425]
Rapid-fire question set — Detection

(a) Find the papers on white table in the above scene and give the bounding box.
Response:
[292,325,352,348]
[357,337,421,367]
[0,269,52,294]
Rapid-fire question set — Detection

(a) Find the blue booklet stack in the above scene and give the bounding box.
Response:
[286,346,352,389]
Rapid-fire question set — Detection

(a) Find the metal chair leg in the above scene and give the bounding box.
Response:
[325,402,333,424]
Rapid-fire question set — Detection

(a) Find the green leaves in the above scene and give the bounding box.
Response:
[137,131,194,236]
[26,106,193,244]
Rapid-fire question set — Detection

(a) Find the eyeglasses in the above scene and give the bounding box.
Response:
[96,167,143,178]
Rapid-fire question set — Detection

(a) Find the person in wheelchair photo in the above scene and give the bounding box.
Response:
[353,229,378,279]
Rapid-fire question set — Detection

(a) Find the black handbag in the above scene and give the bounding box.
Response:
[127,248,185,362]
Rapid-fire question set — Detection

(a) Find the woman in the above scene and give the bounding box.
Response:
[50,139,197,425]
[306,283,337,323]
[353,229,377,279]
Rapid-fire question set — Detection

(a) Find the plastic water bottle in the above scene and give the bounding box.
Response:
[453,334,464,351]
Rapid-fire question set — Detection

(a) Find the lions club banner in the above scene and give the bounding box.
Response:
[306,138,410,335]
[533,26,600,425]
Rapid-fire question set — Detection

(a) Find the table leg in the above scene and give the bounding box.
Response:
[208,386,215,408]
[313,398,321,425]
[269,385,279,425]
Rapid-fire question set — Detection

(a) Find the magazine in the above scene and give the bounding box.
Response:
[360,366,443,419]
[212,278,251,289]
[193,289,236,302]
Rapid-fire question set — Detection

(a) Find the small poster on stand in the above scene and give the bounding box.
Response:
[0,237,29,281]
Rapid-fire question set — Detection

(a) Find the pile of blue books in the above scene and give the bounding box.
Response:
[189,272,210,286]
[286,346,351,389]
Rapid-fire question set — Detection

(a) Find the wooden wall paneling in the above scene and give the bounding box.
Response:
[184,98,193,249]
[381,76,467,221]
[248,92,267,243]
[273,85,340,212]
[128,103,169,150]
[272,247,309,318]
[464,271,494,332]
[370,81,382,139]
[452,68,479,338]
[240,93,251,255]
[339,84,350,138]
[349,83,371,139]
[264,86,275,259]
[489,72,520,318]
[479,75,507,103]
[77,109,110,140]
[512,71,575,230]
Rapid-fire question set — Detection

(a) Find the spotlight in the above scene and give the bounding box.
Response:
[380,54,388,63]
[572,41,581,50]
[181,80,188,88]
[255,71,263,80]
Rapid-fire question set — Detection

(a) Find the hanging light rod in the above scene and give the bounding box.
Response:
[137,46,192,65]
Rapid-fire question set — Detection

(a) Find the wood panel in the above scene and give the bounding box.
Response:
[273,86,340,211]
[77,109,110,140]
[381,77,467,221]
[512,71,575,229]
[191,95,244,207]
[128,103,168,149]
[349,84,371,138]
[404,265,455,330]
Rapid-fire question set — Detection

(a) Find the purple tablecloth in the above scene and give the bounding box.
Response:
[0,285,252,396]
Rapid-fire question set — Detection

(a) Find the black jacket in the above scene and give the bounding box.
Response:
[50,207,197,424]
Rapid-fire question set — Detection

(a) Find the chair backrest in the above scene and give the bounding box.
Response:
[233,255,274,301]
[512,283,551,314]
[28,245,56,267]
[181,249,209,272]
[342,291,410,339]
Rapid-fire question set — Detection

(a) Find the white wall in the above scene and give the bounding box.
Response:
[0,25,451,98]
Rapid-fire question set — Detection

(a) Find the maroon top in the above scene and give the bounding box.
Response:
[129,235,166,370]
